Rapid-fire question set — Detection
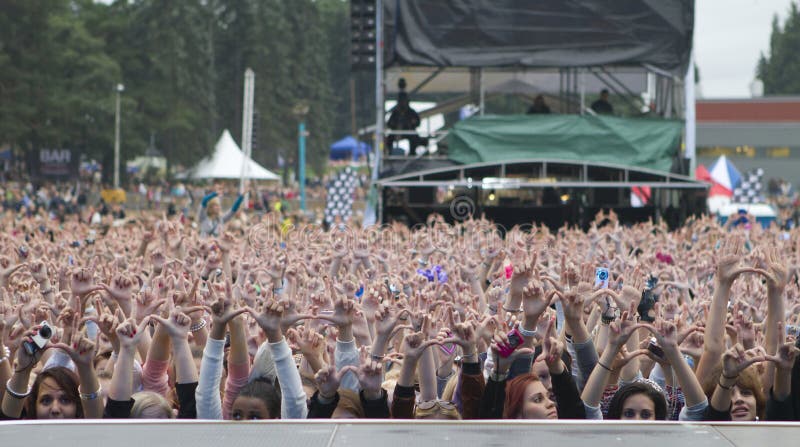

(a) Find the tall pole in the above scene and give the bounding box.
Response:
[684,52,696,178]
[298,121,306,211]
[113,83,124,189]
[371,0,383,182]
[239,68,255,194]
[363,0,383,227]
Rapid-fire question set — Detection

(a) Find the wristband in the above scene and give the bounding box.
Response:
[597,361,613,372]
[79,385,102,400]
[189,319,207,332]
[517,322,538,338]
[717,380,733,391]
[5,379,31,399]
[721,371,739,380]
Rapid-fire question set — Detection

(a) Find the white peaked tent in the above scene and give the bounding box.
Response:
[182,130,279,180]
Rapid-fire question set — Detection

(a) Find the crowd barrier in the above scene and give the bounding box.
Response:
[1,419,798,446]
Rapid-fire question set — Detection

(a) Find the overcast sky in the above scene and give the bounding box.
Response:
[696,0,795,98]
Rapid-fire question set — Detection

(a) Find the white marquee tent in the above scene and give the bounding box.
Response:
[180,130,279,181]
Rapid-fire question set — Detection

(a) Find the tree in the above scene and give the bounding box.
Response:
[0,0,121,164]
[758,2,800,94]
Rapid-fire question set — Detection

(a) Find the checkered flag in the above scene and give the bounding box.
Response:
[325,167,360,224]
[732,168,764,204]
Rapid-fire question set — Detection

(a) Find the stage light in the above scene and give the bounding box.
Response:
[488,193,496,201]
[560,194,570,203]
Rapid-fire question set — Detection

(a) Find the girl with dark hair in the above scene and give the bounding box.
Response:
[2,325,103,420]
[230,378,281,420]
[25,367,83,419]
[605,381,667,420]
[582,308,709,421]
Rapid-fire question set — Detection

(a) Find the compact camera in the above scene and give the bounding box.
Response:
[595,267,609,289]
[497,328,524,358]
[638,274,660,323]
[23,321,53,356]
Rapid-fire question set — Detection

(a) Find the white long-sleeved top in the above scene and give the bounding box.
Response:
[195,338,225,419]
[270,337,309,419]
[335,338,360,392]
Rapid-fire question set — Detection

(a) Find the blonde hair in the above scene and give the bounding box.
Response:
[130,391,174,419]
[414,404,461,420]
[441,373,459,402]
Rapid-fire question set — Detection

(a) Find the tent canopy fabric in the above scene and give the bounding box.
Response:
[446,114,682,172]
[697,163,734,197]
[182,130,279,181]
[330,136,371,160]
[385,0,694,75]
[709,155,741,194]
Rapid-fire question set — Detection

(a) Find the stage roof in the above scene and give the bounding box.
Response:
[385,0,694,76]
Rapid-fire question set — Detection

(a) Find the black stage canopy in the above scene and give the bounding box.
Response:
[385,0,694,75]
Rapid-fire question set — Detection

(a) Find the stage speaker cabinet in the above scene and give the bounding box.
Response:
[408,187,435,204]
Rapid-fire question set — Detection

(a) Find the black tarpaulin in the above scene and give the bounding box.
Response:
[385,0,694,75]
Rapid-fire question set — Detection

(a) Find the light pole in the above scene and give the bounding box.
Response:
[114,83,124,189]
[293,102,310,211]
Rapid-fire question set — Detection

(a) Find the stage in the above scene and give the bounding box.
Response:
[2,420,797,446]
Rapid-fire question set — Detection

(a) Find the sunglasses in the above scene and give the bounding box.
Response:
[416,399,457,411]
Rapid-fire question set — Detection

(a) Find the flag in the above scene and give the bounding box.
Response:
[325,167,360,225]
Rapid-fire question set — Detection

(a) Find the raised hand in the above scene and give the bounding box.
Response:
[70,267,102,297]
[400,331,440,363]
[339,360,385,400]
[606,304,646,350]
[539,317,565,372]
[715,235,765,285]
[277,299,315,334]
[721,344,767,379]
[51,331,98,368]
[490,331,535,375]
[134,290,167,323]
[246,299,285,342]
[208,284,247,326]
[288,326,325,358]
[439,321,478,355]
[151,309,192,340]
[316,295,356,328]
[100,273,135,304]
[521,278,553,319]
[765,341,800,371]
[373,304,411,339]
[761,246,789,291]
[314,364,344,399]
[0,256,26,287]
[29,260,49,284]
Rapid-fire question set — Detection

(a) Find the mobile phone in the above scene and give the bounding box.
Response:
[497,328,524,358]
[18,246,29,259]
[439,331,456,355]
[647,337,664,359]
[786,325,800,339]
[595,267,609,289]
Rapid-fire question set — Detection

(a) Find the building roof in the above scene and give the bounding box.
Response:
[697,97,800,122]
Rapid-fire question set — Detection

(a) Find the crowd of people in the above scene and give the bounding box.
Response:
[0,205,798,424]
